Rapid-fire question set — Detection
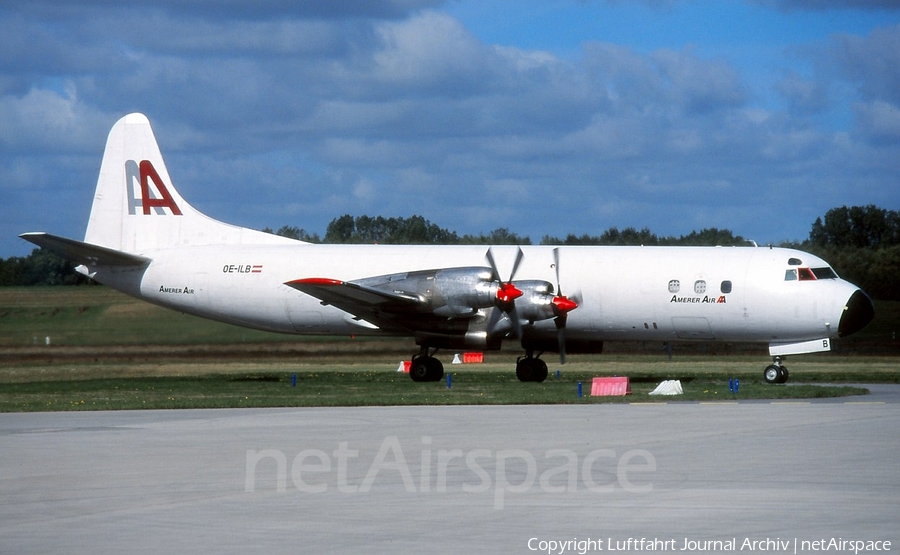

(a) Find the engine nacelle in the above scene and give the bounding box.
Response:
[509,280,558,323]
[354,266,499,317]
[351,267,574,333]
[431,268,497,314]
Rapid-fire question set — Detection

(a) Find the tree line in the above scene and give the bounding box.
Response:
[803,205,900,302]
[4,205,898,300]
[264,216,748,247]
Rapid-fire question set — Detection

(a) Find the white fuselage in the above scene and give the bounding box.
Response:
[95,243,860,349]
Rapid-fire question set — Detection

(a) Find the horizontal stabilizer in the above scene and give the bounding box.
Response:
[19,232,150,267]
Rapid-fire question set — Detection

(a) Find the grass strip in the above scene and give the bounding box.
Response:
[0,371,870,412]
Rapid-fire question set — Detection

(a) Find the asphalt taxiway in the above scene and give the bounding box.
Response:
[1,388,898,554]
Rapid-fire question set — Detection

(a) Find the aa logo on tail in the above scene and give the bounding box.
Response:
[125,160,183,216]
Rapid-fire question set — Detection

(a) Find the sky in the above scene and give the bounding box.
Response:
[1,0,898,257]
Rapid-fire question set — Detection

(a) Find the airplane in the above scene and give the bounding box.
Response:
[20,113,875,384]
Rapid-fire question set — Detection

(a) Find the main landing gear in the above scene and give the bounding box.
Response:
[409,348,444,382]
[516,352,548,383]
[407,348,550,383]
[763,357,790,384]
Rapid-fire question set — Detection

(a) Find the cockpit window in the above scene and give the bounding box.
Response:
[812,267,838,279]
[788,258,802,266]
[785,267,838,281]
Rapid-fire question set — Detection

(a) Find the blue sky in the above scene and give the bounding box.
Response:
[1,0,898,256]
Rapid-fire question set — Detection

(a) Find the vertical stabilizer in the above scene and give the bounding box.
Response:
[84,113,297,253]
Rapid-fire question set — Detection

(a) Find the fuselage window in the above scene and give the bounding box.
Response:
[668,280,680,293]
[721,280,732,294]
[785,269,797,281]
[798,268,816,281]
[812,267,838,279]
[694,280,707,294]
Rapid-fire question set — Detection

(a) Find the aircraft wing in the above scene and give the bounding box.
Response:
[286,278,424,309]
[286,264,564,337]
[285,277,431,332]
[19,232,150,267]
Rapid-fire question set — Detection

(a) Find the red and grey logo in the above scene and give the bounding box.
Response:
[126,160,182,216]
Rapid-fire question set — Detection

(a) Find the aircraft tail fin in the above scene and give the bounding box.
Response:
[84,113,298,253]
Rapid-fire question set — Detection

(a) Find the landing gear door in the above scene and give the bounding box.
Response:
[769,338,831,357]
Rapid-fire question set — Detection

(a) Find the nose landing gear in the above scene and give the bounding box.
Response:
[764,357,789,384]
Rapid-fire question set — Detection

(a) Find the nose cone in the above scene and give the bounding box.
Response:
[839,290,875,337]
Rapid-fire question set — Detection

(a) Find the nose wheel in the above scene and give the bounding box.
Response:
[764,357,789,384]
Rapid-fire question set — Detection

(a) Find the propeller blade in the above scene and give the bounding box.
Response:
[553,294,578,364]
[485,247,526,340]
[509,246,524,283]
[509,304,523,339]
[486,247,525,304]
[486,304,523,339]
[487,306,507,335]
[485,248,501,283]
[551,247,580,364]
[556,316,567,364]
[553,247,562,293]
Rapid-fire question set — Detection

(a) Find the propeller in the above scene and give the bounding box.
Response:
[551,248,580,364]
[485,247,524,338]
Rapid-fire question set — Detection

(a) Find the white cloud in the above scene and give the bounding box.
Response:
[0,1,897,256]
[372,12,490,90]
[0,85,109,151]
